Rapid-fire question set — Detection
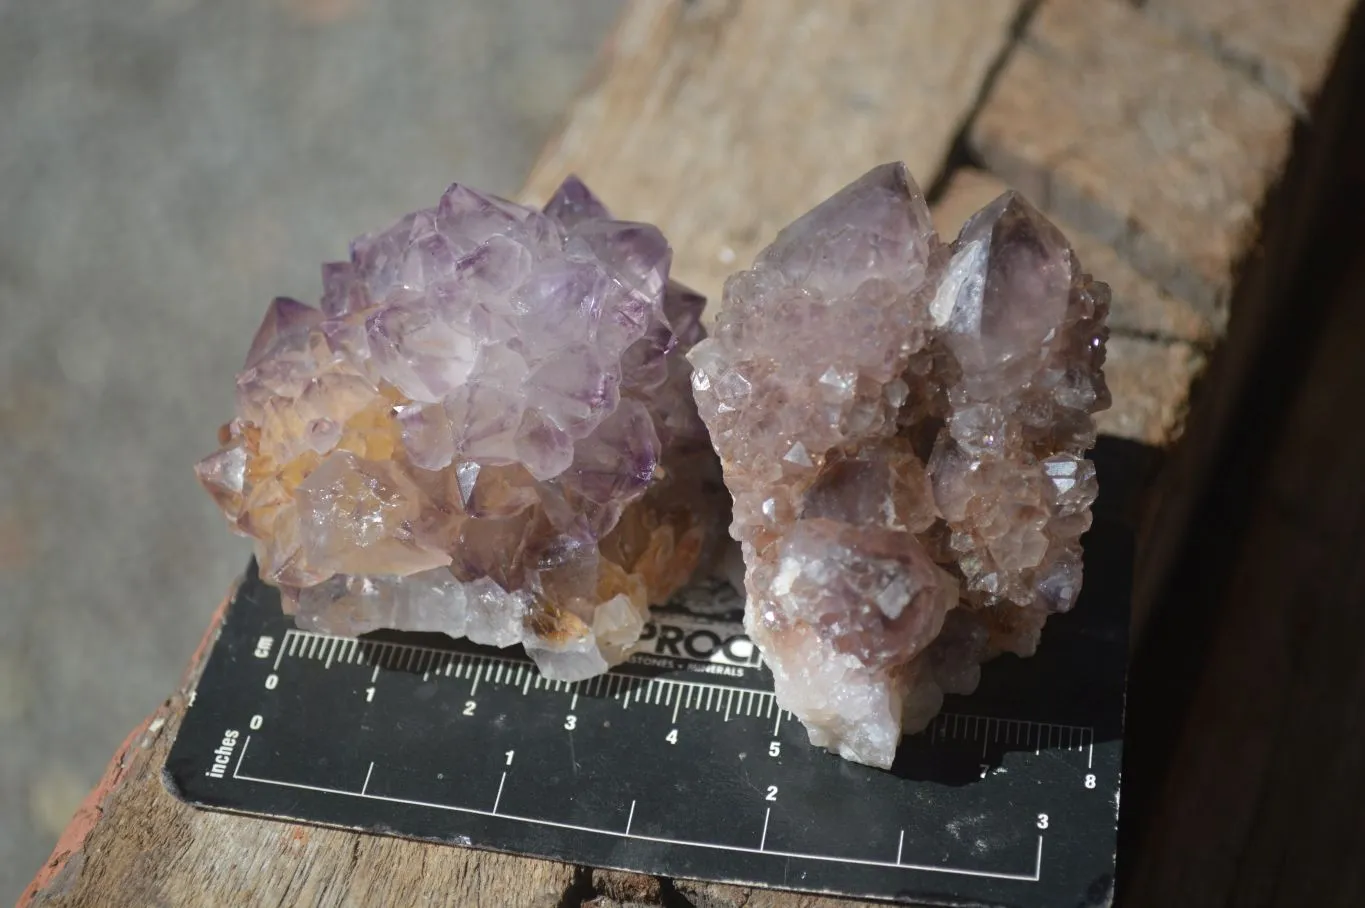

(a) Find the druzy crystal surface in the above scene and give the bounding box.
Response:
[688,163,1110,768]
[197,178,721,680]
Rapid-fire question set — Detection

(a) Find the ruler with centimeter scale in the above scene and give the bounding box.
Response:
[165,446,1133,907]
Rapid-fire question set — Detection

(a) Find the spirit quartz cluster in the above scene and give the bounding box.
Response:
[197,163,1110,768]
[196,177,723,681]
[688,163,1110,767]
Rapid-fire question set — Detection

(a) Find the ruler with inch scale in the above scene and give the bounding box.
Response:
[166,443,1134,908]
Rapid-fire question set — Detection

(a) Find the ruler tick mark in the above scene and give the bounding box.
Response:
[362,762,374,795]
[371,665,380,684]
[492,771,506,814]
[522,673,532,696]
[897,829,905,864]
[626,799,636,835]
[233,735,251,779]
[571,691,579,710]
[760,807,771,851]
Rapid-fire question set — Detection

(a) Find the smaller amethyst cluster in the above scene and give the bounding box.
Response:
[689,164,1110,766]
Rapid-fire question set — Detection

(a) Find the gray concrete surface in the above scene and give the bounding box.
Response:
[0,0,621,897]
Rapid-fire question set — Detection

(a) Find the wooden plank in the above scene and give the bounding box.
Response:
[1148,0,1359,112]
[1122,0,1364,630]
[1123,204,1365,908]
[520,0,1024,308]
[673,880,893,908]
[971,0,1296,317]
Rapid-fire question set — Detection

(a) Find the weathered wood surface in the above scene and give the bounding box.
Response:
[22,0,1364,905]
[1148,0,1359,112]
[971,0,1297,317]
[1122,177,1365,908]
[519,0,1024,308]
[1122,0,1365,631]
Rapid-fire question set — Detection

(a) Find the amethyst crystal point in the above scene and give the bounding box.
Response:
[197,178,724,681]
[689,164,1110,768]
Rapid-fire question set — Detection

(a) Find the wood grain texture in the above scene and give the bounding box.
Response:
[1126,0,1364,632]
[971,0,1295,316]
[519,0,1023,308]
[1123,225,1365,908]
[1149,0,1359,112]
[673,879,906,908]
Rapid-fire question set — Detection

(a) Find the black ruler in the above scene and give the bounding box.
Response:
[166,446,1133,908]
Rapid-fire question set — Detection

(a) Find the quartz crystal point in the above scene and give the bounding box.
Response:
[688,163,1110,768]
[197,177,723,680]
